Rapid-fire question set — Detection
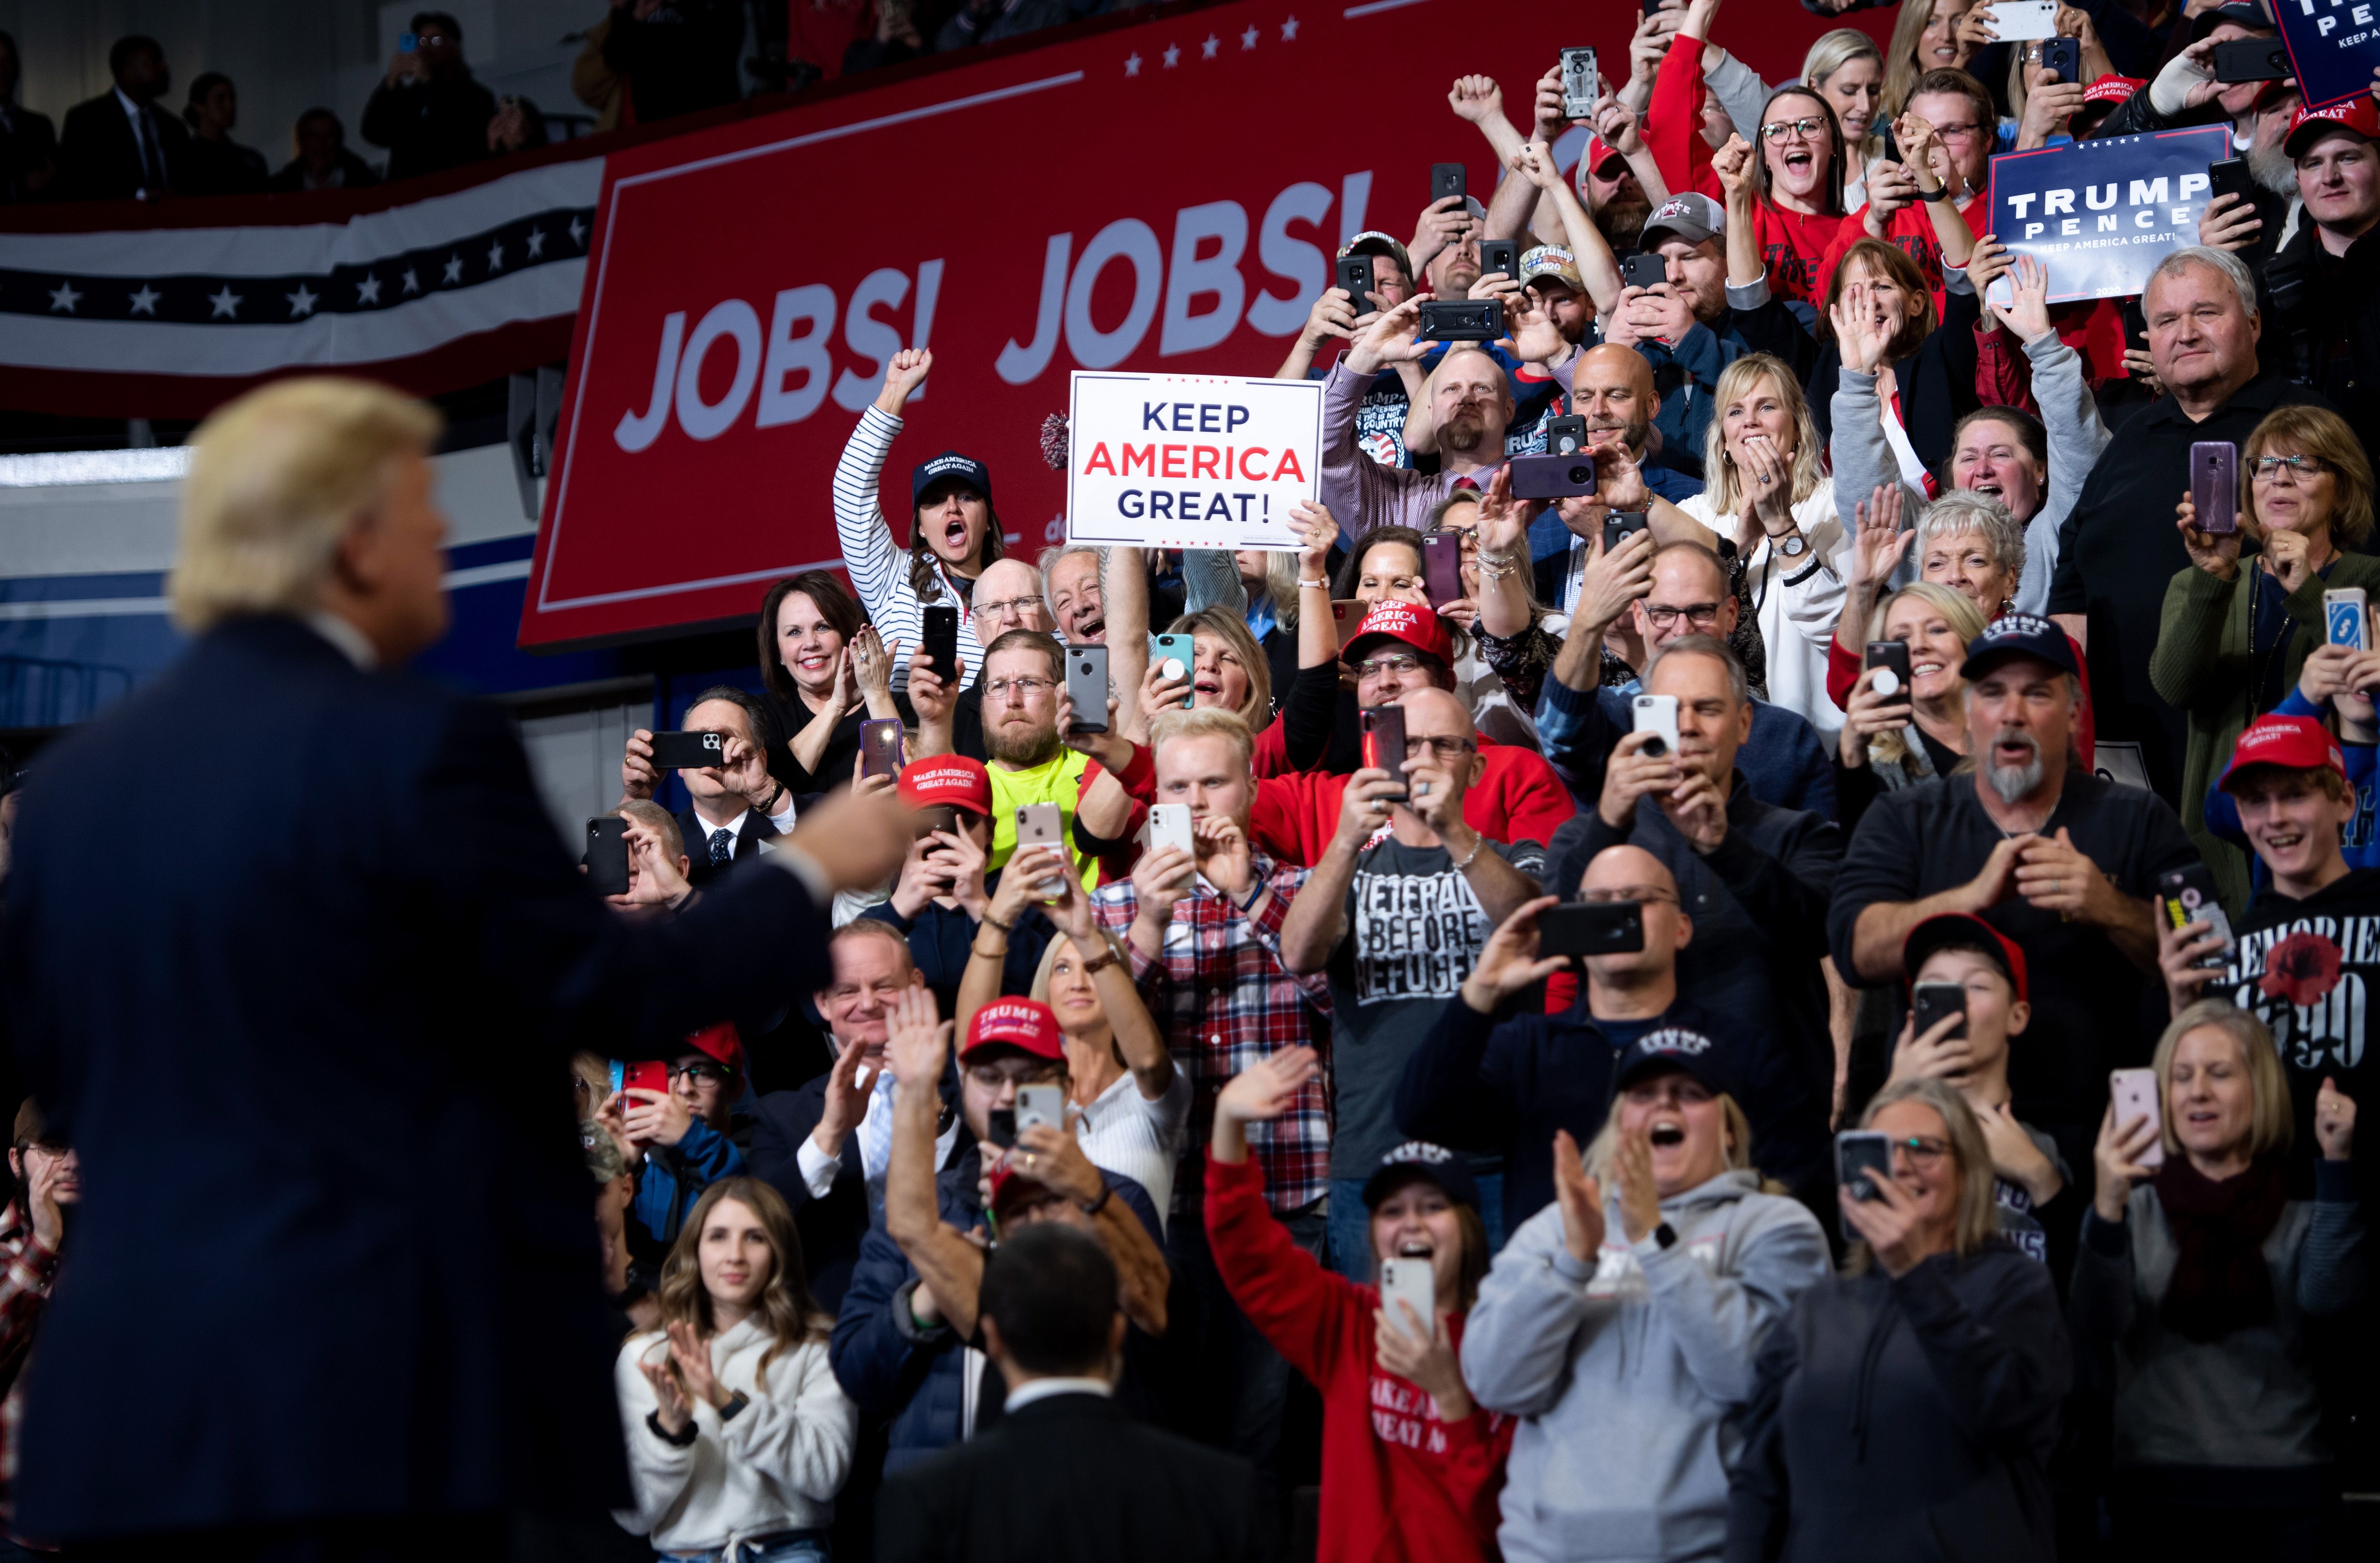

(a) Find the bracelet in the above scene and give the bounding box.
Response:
[1079,1183,1113,1218]
[982,912,1015,935]
[1078,947,1123,976]
[970,940,1006,962]
[1914,183,1949,203]
[1451,835,1486,871]
[1298,578,1331,590]
[1236,879,1267,914]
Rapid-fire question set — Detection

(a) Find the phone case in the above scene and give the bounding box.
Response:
[1480,239,1518,282]
[585,817,631,897]
[1015,802,1063,849]
[2156,864,2235,969]
[622,1059,671,1097]
[859,717,904,778]
[1864,640,1913,700]
[2191,442,2238,535]
[2110,1068,2165,1168]
[1509,451,1598,500]
[1624,252,1668,290]
[1837,1132,1894,1200]
[1544,414,1588,457]
[1359,706,1408,790]
[1336,254,1376,309]
[1431,161,1466,203]
[2038,36,2080,82]
[1560,47,1599,119]
[1065,645,1109,733]
[920,605,960,681]
[1377,1257,1435,1331]
[2325,588,2370,650]
[1015,1085,1064,1135]
[1148,633,1194,709]
[1536,901,1645,958]
[649,730,726,770]
[1990,0,2059,40]
[1632,694,1681,757]
[1148,803,1196,859]
[1911,981,1969,1042]
[1423,533,1465,605]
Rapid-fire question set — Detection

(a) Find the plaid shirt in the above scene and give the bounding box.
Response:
[1092,854,1333,1213]
[0,1205,60,1525]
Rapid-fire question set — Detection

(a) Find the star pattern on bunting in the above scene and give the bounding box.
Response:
[47,280,79,313]
[127,284,160,316]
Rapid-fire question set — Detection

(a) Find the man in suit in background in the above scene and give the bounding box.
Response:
[55,35,186,200]
[621,687,792,887]
[0,376,911,1558]
[875,1224,1273,1563]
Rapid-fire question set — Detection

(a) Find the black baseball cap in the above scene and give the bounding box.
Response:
[1613,1026,1734,1096]
[912,450,992,507]
[1361,1141,1481,1211]
[2192,1,2272,40]
[1958,612,2081,683]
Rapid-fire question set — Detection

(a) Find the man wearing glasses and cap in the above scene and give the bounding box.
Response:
[611,1021,755,1259]
[1279,232,1425,469]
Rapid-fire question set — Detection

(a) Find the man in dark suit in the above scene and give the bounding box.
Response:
[0,376,912,1557]
[621,687,792,887]
[875,1225,1273,1563]
[55,35,187,200]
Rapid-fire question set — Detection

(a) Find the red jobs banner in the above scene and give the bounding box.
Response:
[519,0,1870,649]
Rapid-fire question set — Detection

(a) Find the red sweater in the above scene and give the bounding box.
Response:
[1204,1154,1510,1563]
[1824,632,2096,766]
[1249,738,1577,868]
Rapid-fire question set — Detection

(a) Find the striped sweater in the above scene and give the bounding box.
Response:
[830,404,984,689]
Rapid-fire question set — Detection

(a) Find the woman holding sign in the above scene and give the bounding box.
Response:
[2150,404,2380,912]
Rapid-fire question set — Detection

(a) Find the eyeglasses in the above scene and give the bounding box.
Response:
[1887,1135,1951,1166]
[1577,888,1680,906]
[671,1061,731,1086]
[983,676,1056,702]
[1643,602,1724,628]
[1402,736,1477,758]
[1929,122,1988,143]
[1760,118,1827,143]
[1352,653,1429,678]
[2251,454,2329,480]
[976,596,1046,621]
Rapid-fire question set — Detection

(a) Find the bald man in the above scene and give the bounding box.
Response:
[1324,308,1518,543]
[909,555,1057,764]
[1279,686,1548,1273]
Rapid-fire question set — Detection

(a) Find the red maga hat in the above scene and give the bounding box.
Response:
[960,998,1065,1064]
[1342,599,1453,667]
[899,754,992,816]
[2218,714,2348,792]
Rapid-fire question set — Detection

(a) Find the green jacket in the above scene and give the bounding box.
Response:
[2148,551,2380,913]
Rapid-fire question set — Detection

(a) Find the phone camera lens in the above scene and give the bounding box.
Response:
[1642,737,1667,757]
[1568,465,1591,484]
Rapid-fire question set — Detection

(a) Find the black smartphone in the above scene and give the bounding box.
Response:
[1863,639,1913,702]
[585,816,631,897]
[919,603,959,684]
[987,1108,1017,1149]
[2121,297,2149,355]
[1422,531,1465,604]
[1837,1130,1893,1201]
[1416,298,1503,341]
[2207,157,2254,209]
[1622,251,1668,291]
[2191,440,2239,536]
[1064,643,1109,733]
[1510,450,1596,499]
[2038,36,2080,85]
[1911,981,1968,1043]
[1336,253,1377,311]
[1537,901,1646,959]
[2157,862,2236,970]
[859,717,904,778]
[1431,161,1467,204]
[1602,509,1650,554]
[648,729,726,770]
[1480,238,1519,282]
[2211,37,2291,83]
[1544,413,1588,457]
[1358,705,1408,795]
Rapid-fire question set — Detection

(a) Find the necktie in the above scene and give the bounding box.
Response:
[1450,476,1481,494]
[133,108,163,194]
[708,828,734,865]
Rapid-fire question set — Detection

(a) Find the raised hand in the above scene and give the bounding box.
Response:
[1575,525,1658,632]
[2153,897,2227,1015]
[2000,252,2055,344]
[1837,1159,1931,1276]
[2092,1099,2161,1222]
[1461,895,1573,1012]
[2197,191,2263,254]
[875,347,933,414]
[1887,1005,1975,1087]
[1334,767,1404,851]
[1448,75,1504,125]
[2315,1076,2357,1160]
[1347,296,1432,376]
[1553,1128,1607,1263]
[621,728,661,802]
[666,1317,724,1409]
[1599,727,1683,830]
[1474,464,1534,557]
[1291,500,1338,582]
[1848,485,1912,593]
[1838,666,1915,770]
[1127,841,1198,929]
[852,625,896,705]
[1611,1124,1663,1244]
[1216,1045,1321,1126]
[883,983,949,1092]
[2175,491,2241,580]
[1830,279,1897,375]
[641,1352,694,1435]
[1406,196,1471,276]
[1193,812,1257,900]
[1710,133,1754,204]
[816,1032,882,1152]
[1301,284,1361,348]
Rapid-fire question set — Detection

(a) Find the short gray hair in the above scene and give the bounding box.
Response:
[1915,491,2025,587]
[1037,543,1103,617]
[1643,632,1749,707]
[2145,245,2258,322]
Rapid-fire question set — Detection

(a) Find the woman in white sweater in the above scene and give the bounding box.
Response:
[616,1177,857,1563]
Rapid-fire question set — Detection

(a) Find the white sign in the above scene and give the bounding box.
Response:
[1065,370,1320,551]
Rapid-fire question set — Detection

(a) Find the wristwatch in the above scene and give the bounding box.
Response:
[1654,1221,1678,1250]
[1915,183,1951,203]
[1769,530,1808,558]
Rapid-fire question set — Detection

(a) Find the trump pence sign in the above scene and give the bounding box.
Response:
[1064,371,1318,551]
[1987,126,2230,303]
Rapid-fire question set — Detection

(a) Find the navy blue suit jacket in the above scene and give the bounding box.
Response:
[0,616,838,1538]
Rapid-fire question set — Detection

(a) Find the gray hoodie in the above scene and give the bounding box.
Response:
[1461,1170,1830,1563]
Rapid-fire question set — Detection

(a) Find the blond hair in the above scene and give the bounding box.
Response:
[1149,705,1254,772]
[1702,354,1825,513]
[1583,1090,1761,1185]
[2243,403,2376,549]
[2153,1001,2294,1160]
[1867,581,1985,773]
[1859,1079,1999,1259]
[1804,27,1886,168]
[170,377,442,632]
[1168,607,1274,732]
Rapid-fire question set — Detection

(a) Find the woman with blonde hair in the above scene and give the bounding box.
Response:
[2151,403,2380,912]
[1881,0,1981,121]
[615,1177,856,1563]
[1804,27,1886,208]
[1727,1078,2070,1562]
[955,848,1188,1220]
[2077,1001,2364,1558]
[1835,581,1984,828]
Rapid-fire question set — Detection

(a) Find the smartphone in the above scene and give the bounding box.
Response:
[2207,157,2255,209]
[1359,705,1409,795]
[2211,37,2291,84]
[1602,509,1650,555]
[2191,441,2239,536]
[2109,1067,2166,1168]
[986,1107,1018,1150]
[1431,161,1467,204]
[1631,693,1680,758]
[1416,298,1503,342]
[1863,639,1913,701]
[1016,1083,1065,1135]
[1377,1255,1436,1329]
[1148,802,1196,859]
[2038,35,2081,85]
[1480,238,1519,284]
[1536,900,1645,958]
[1510,450,1596,500]
[1911,981,1968,1043]
[859,717,904,778]
[1331,599,1366,633]
[1990,0,2059,41]
[1336,253,1377,312]
[1544,413,1588,458]
[920,603,959,685]
[1148,632,1194,709]
[399,30,417,50]
[1560,47,1599,120]
[1064,644,1109,733]
[1015,801,1064,852]
[1622,251,1668,291]
[2121,297,2149,355]
[1837,1130,1893,1201]
[2325,587,2370,651]
[1422,531,1466,604]
[648,729,726,770]
[585,816,631,897]
[2156,862,2235,971]
[621,1058,671,1098]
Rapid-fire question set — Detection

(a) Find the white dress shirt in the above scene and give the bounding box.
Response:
[795,1063,961,1223]
[1071,1068,1192,1229]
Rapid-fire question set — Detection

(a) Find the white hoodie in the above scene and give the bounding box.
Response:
[613,1317,857,1554]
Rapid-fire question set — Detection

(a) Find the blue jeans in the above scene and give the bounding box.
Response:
[1326,1172,1508,1284]
[661,1536,829,1563]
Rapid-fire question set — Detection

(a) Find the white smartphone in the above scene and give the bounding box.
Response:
[1014,802,1068,895]
[1988,0,2059,42]
[2109,1067,2165,1169]
[1148,802,1195,860]
[1631,694,1681,759]
[1015,1083,1065,1135]
[1377,1256,1435,1333]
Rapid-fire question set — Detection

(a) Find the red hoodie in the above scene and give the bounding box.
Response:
[1249,738,1577,868]
[1204,1154,1510,1563]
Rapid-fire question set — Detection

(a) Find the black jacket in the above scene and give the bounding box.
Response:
[601,0,745,125]
[180,132,268,196]
[0,614,841,1536]
[676,802,780,886]
[1725,1243,2071,1563]
[267,149,383,192]
[0,103,57,201]
[360,73,498,183]
[2261,217,2380,462]
[56,90,188,199]
[876,1391,1276,1563]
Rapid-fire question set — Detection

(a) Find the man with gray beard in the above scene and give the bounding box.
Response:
[1824,617,2200,1175]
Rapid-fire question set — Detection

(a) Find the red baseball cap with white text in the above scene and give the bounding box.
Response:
[2218,714,2348,792]
[2286,95,2380,157]
[960,998,1065,1064]
[1342,599,1454,667]
[899,755,992,816]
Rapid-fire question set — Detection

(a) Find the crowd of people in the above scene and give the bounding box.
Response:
[2,0,2379,1560]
